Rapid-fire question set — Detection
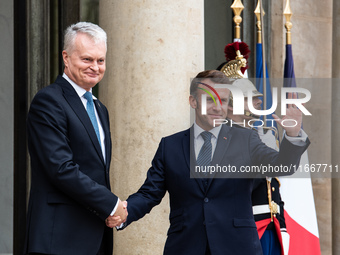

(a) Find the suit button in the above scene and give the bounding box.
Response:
[204,198,209,203]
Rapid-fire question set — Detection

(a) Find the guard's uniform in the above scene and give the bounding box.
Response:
[253,127,288,255]
[252,177,286,255]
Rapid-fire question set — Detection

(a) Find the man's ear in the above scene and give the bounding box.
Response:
[62,50,68,67]
[189,95,197,109]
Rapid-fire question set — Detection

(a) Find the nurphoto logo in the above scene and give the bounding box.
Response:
[200,83,311,128]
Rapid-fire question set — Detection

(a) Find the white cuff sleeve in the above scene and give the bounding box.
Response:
[110,198,120,216]
[284,129,308,146]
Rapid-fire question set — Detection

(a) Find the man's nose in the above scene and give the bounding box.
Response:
[254,97,262,105]
[90,62,99,71]
[212,102,222,110]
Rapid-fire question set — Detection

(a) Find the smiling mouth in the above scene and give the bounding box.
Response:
[86,73,99,77]
[209,114,222,118]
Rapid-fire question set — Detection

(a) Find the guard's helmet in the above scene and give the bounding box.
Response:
[232,78,263,98]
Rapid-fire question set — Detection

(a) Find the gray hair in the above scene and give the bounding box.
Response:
[63,22,107,53]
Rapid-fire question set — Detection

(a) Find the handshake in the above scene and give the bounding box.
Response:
[105,199,128,228]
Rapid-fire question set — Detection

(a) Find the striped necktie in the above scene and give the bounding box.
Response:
[197,131,212,167]
[197,131,212,188]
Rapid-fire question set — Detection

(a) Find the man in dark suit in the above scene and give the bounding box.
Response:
[108,70,309,254]
[24,22,127,255]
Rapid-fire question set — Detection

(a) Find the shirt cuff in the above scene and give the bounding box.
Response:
[284,129,308,146]
[116,222,126,230]
[110,198,120,216]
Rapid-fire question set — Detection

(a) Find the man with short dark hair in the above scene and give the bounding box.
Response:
[108,70,309,255]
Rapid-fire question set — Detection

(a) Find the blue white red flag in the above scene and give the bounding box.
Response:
[280,43,321,255]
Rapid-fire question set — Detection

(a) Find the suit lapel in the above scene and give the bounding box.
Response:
[94,100,111,169]
[211,125,233,166]
[57,77,105,165]
[205,125,233,192]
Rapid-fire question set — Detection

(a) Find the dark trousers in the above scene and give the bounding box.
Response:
[28,237,107,255]
[97,237,107,255]
[206,240,211,255]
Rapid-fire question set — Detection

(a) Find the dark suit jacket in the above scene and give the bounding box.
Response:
[24,76,117,255]
[124,125,309,255]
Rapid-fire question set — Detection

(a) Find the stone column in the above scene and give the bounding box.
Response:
[99,1,204,254]
[332,1,340,254]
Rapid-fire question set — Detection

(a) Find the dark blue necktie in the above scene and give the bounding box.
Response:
[197,131,212,168]
[197,131,212,188]
[84,91,101,146]
[197,131,212,166]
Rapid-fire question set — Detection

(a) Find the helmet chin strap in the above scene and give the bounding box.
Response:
[244,110,260,119]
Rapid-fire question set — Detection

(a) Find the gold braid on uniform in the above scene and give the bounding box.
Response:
[267,178,279,222]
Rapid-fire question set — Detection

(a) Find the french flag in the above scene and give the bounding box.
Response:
[280,43,321,255]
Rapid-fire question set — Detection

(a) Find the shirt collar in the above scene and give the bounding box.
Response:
[193,122,222,139]
[62,73,97,100]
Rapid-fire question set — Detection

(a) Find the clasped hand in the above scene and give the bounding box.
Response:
[105,200,128,228]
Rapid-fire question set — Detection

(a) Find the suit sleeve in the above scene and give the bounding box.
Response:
[27,90,117,220]
[123,138,167,227]
[249,129,310,177]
